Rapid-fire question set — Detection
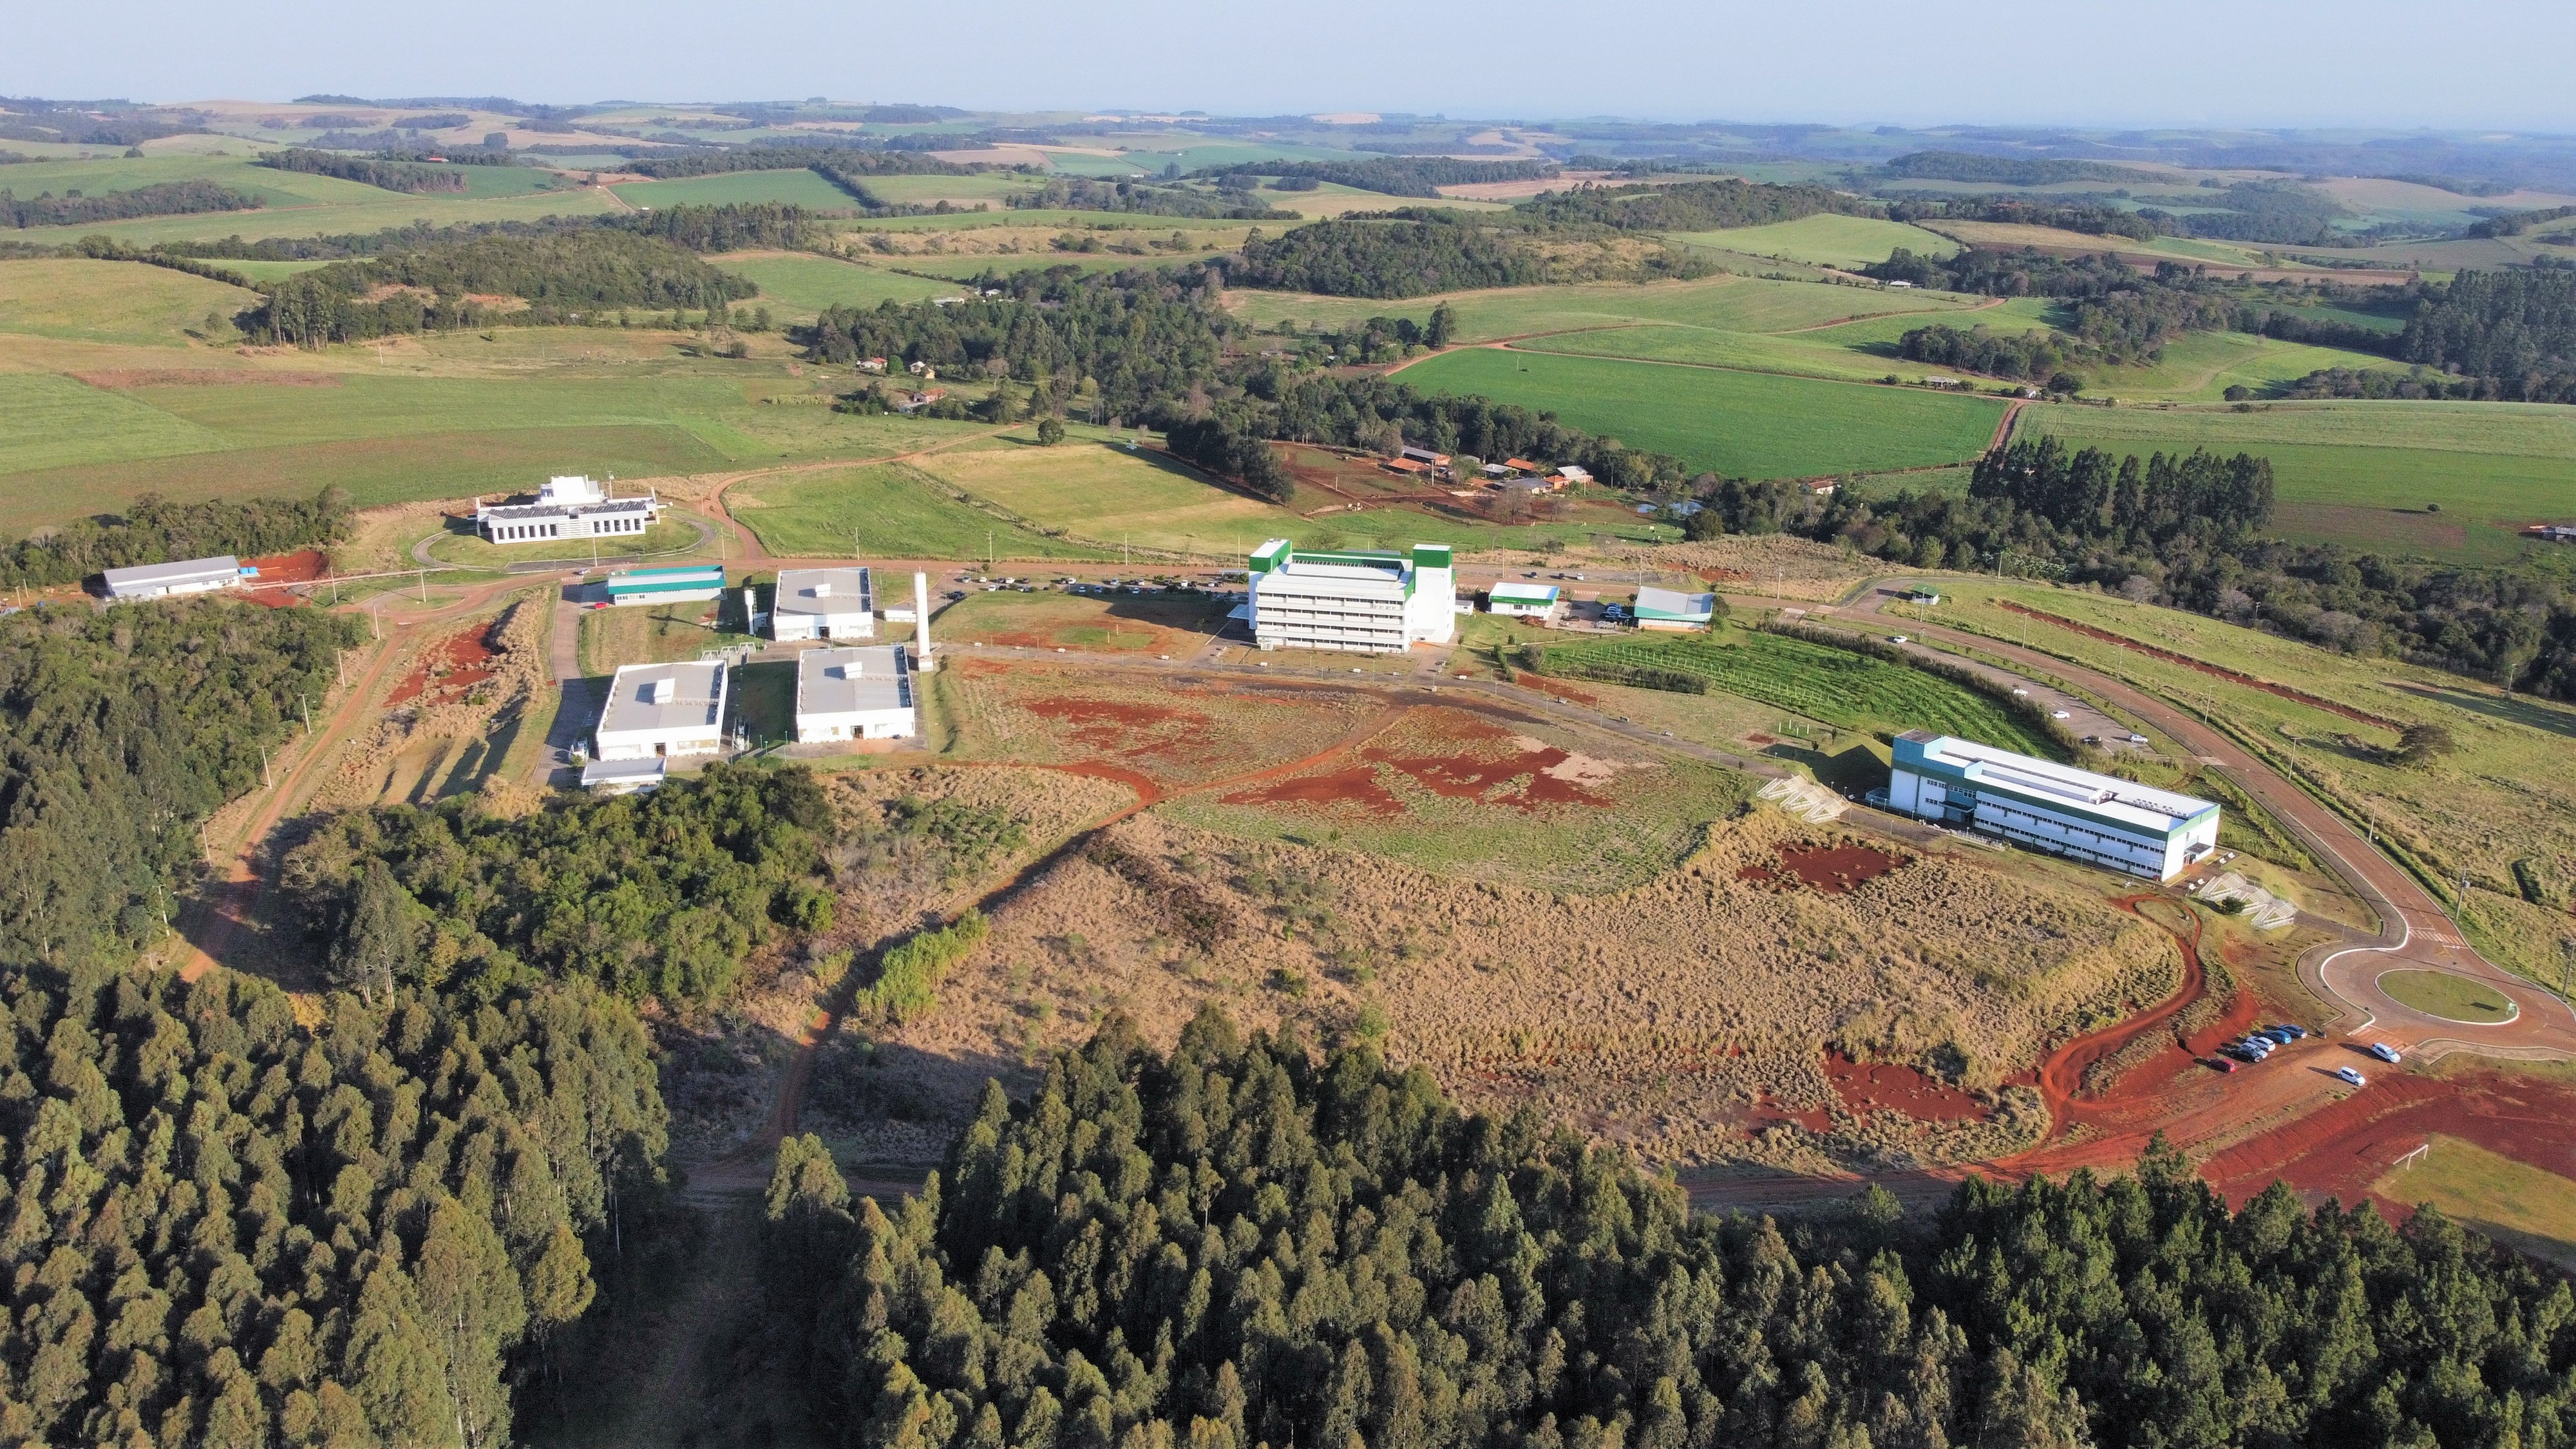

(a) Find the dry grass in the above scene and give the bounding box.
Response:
[857,800,2177,1173]
[307,593,552,813]
[1645,534,1872,600]
[936,661,1389,790]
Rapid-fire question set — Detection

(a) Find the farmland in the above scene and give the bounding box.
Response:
[1527,623,2064,757]
[932,589,1231,654]
[699,251,960,317]
[1918,581,2576,982]
[726,460,1112,561]
[609,168,866,211]
[911,433,1291,554]
[1397,346,2009,479]
[1665,213,1962,269]
[0,153,620,247]
[1224,270,1988,343]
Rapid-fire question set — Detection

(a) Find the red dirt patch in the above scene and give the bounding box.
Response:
[386,621,501,707]
[2200,1069,2576,1211]
[1997,600,2405,733]
[1825,1053,1991,1124]
[1739,841,1908,893]
[1355,706,1613,811]
[1220,764,1403,818]
[1025,696,1206,751]
[1516,674,1600,706]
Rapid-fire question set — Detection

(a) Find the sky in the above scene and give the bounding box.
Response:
[12,0,2576,131]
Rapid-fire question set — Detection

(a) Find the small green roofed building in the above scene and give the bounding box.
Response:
[605,564,727,607]
[1486,581,1564,621]
[1631,585,1716,631]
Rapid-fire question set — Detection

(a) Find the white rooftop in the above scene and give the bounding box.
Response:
[775,567,874,618]
[1903,732,2217,836]
[102,555,240,592]
[1633,585,1715,617]
[598,661,726,737]
[538,475,605,506]
[1490,582,1560,603]
[580,757,668,788]
[798,645,911,715]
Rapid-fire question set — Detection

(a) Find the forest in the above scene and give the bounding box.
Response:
[619,146,975,182]
[2394,267,2576,400]
[1191,158,1557,198]
[1005,178,1292,221]
[254,149,471,195]
[239,228,756,346]
[1,178,262,229]
[281,762,837,1008]
[1515,177,1873,232]
[0,486,348,591]
[1224,214,1546,299]
[0,600,363,975]
[754,1010,2576,1449]
[1879,151,2166,186]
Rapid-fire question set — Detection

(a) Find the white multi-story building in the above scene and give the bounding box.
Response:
[795,645,916,743]
[770,567,875,642]
[475,475,662,545]
[1888,730,2219,880]
[1245,540,1455,654]
[593,661,728,762]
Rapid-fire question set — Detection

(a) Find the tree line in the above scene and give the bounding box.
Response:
[281,762,838,1008]
[1515,176,1872,232]
[255,148,472,195]
[1880,151,2169,187]
[620,146,976,182]
[3,178,261,229]
[754,1009,2576,1449]
[2394,266,2576,397]
[1007,177,1293,221]
[1223,214,1546,299]
[239,228,757,346]
[0,486,348,591]
[1190,158,1557,199]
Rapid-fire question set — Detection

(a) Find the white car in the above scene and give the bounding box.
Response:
[2051,710,2072,720]
[1889,635,1909,645]
[2334,1066,2366,1087]
[2367,1042,2402,1065]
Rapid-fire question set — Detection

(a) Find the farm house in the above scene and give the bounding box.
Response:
[605,564,726,607]
[1886,730,2219,880]
[473,475,661,544]
[593,661,728,762]
[1486,582,1564,621]
[1246,539,1456,654]
[1631,587,1717,630]
[102,555,247,601]
[795,645,916,743]
[770,567,876,641]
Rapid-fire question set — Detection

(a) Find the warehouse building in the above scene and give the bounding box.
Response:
[770,567,875,642]
[102,555,247,601]
[1486,581,1564,621]
[593,661,728,761]
[1887,730,2219,880]
[1245,540,1455,654]
[605,564,726,608]
[795,645,916,743]
[1631,586,1717,631]
[474,475,661,544]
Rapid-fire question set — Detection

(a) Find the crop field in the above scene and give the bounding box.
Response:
[1665,213,1961,269]
[6,155,620,247]
[2022,400,2576,562]
[1398,347,2007,478]
[1533,625,2062,756]
[610,169,863,211]
[1925,582,2576,981]
[2374,1135,2576,1273]
[895,799,2174,1169]
[701,251,960,317]
[728,461,1110,561]
[847,173,1051,207]
[0,257,258,347]
[1226,272,1985,344]
[933,589,1231,654]
[914,432,1289,554]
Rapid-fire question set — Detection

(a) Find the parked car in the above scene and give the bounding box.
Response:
[2334,1066,2367,1087]
[2050,709,2072,720]
[2271,1023,2309,1040]
[2259,1028,2296,1046]
[2126,733,2150,744]
[2209,1056,2237,1074]
[2367,1042,2402,1064]
[1890,634,1909,645]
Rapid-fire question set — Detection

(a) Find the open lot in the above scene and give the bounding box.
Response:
[1397,346,2008,479]
[933,588,1231,654]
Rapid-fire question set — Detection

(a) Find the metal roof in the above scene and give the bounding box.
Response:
[1633,586,1715,620]
[797,645,912,718]
[102,555,240,593]
[775,567,874,619]
[1490,582,1560,604]
[1895,732,2217,840]
[596,661,726,739]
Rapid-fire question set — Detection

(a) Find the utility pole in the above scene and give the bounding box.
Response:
[371,603,381,641]
[417,568,427,603]
[261,748,272,789]
[300,696,311,732]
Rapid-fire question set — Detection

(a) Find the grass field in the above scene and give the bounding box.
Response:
[424,515,705,567]
[1531,623,2062,757]
[576,596,755,676]
[914,433,1290,554]
[611,169,864,212]
[2375,1136,2576,1272]
[2022,401,2576,562]
[1922,582,2576,982]
[2376,970,2517,1023]
[1398,347,2007,479]
[703,252,960,317]
[0,372,231,476]
[1225,272,1987,345]
[6,154,621,247]
[933,589,1231,654]
[728,462,1111,561]
[0,258,258,347]
[1665,214,1962,269]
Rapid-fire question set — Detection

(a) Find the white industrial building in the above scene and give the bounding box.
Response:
[795,645,916,743]
[475,475,662,545]
[102,555,247,601]
[1245,540,1455,654]
[1486,581,1564,621]
[579,757,668,795]
[770,567,875,642]
[1887,730,2219,880]
[593,661,728,762]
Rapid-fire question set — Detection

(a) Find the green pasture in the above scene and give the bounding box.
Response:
[2377,1137,2576,1274]
[209,258,339,283]
[6,153,621,246]
[1534,624,2061,757]
[1228,273,1987,345]
[853,174,1049,206]
[0,372,230,478]
[1398,348,2006,479]
[0,256,258,346]
[611,169,862,211]
[704,252,959,317]
[1665,213,1961,269]
[729,462,1110,561]
[2023,400,2576,562]
[2376,970,2516,1023]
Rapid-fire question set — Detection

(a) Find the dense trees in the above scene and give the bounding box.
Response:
[1224,214,1546,299]
[1882,151,2166,187]
[283,762,836,1008]
[0,486,349,591]
[619,146,974,181]
[0,963,664,1446]
[1897,323,2074,382]
[255,149,471,195]
[2396,266,2576,398]
[1516,177,1874,232]
[1970,436,2274,538]
[1193,158,1557,199]
[1007,178,1292,220]
[0,600,363,976]
[2,179,261,229]
[241,229,757,346]
[759,1011,2576,1449]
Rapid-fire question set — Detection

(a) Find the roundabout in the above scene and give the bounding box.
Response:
[2377,968,2520,1025]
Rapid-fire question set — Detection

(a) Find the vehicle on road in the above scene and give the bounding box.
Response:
[2126,733,2150,744]
[2051,709,2072,719]
[2367,1042,2402,1064]
[1890,634,1909,644]
[2334,1066,2367,1087]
